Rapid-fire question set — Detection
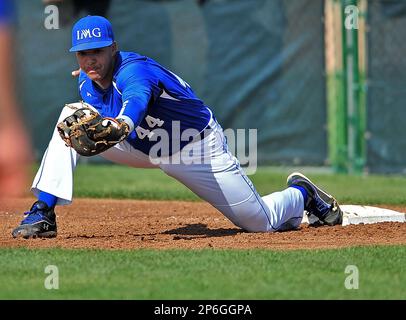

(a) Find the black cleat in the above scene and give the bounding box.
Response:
[12,201,57,239]
[287,172,343,226]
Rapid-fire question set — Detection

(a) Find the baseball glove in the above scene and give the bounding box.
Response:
[57,107,130,156]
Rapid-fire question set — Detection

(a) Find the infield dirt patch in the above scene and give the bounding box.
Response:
[1,198,405,250]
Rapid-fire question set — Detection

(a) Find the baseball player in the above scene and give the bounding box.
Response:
[12,16,343,239]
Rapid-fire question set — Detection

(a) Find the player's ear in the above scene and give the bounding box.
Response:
[111,42,118,55]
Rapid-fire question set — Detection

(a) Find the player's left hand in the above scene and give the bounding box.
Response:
[57,107,130,156]
[71,68,81,77]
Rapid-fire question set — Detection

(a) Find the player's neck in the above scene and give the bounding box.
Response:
[95,70,113,90]
[95,78,111,90]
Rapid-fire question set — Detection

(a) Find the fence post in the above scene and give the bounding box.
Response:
[341,0,365,174]
[337,0,349,173]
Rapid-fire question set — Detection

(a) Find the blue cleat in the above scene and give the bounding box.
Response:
[287,172,343,226]
[12,201,57,239]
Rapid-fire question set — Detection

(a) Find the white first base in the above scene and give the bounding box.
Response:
[301,205,406,226]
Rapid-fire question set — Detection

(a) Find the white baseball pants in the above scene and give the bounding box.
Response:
[32,103,304,232]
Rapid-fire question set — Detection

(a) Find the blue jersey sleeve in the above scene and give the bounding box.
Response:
[116,63,161,128]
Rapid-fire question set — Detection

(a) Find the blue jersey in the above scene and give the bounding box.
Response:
[79,51,212,156]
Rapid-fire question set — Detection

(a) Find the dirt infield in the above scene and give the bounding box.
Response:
[1,198,405,250]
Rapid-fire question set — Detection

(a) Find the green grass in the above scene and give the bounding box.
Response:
[0,246,405,299]
[72,164,200,200]
[69,164,406,205]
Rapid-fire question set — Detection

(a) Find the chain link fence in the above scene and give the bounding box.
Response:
[17,0,327,167]
[366,0,406,173]
[326,0,406,174]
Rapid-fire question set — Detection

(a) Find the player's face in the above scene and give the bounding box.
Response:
[76,43,117,86]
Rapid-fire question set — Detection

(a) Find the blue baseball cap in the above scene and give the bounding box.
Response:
[70,15,114,52]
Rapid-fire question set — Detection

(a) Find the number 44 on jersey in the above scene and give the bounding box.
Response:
[135,115,165,140]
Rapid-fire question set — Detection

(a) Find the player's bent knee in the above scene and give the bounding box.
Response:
[217,204,272,233]
[240,221,271,233]
[277,217,302,231]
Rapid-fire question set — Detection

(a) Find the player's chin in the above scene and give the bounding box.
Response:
[87,71,102,81]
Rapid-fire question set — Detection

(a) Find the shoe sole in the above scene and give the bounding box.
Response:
[13,230,57,239]
[287,172,333,206]
[12,226,57,239]
[287,172,343,226]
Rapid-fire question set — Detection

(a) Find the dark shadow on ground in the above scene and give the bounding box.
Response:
[163,223,243,238]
